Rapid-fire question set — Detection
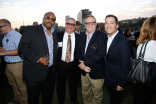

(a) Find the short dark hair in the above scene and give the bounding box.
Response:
[0,19,11,27]
[105,14,118,24]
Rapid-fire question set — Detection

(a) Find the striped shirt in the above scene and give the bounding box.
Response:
[42,24,54,67]
[2,29,23,63]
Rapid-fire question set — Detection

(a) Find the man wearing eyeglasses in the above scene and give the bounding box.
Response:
[18,12,58,104]
[56,18,79,104]
[75,15,107,104]
[0,19,27,104]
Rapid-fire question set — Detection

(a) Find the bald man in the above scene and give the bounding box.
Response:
[18,12,58,104]
[0,19,27,104]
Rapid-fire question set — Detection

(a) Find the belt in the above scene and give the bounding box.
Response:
[61,60,74,64]
[6,61,22,64]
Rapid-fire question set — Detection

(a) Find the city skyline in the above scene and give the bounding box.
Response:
[0,0,156,28]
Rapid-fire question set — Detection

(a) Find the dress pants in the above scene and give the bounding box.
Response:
[57,61,77,104]
[81,74,104,104]
[109,87,124,104]
[26,65,55,104]
[5,62,27,104]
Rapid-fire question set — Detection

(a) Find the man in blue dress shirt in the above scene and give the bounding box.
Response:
[0,19,27,104]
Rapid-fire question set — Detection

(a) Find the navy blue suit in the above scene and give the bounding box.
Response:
[105,32,131,104]
[76,30,107,79]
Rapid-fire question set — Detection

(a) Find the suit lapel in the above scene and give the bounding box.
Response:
[38,24,48,50]
[85,30,97,55]
[106,32,121,57]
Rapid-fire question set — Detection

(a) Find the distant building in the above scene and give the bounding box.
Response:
[53,23,58,31]
[65,15,70,22]
[77,9,92,25]
[58,26,65,31]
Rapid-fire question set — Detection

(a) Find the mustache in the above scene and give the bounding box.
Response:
[46,22,52,25]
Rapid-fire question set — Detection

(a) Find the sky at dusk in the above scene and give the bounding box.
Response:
[0,0,156,28]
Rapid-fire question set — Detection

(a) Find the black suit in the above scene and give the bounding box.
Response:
[18,24,58,104]
[76,30,107,79]
[105,32,131,104]
[56,31,79,104]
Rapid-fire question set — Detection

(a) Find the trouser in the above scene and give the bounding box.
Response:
[26,65,55,104]
[5,62,27,104]
[109,87,124,104]
[81,74,104,104]
[57,61,77,104]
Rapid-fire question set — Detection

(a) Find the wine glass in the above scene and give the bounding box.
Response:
[44,51,50,59]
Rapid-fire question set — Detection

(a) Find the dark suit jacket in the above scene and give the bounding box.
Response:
[76,30,107,79]
[0,33,3,63]
[105,32,131,88]
[56,31,79,65]
[18,24,58,81]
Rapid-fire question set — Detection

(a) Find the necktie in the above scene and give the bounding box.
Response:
[65,35,71,63]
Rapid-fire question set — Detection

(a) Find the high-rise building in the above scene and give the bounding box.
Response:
[77,9,92,30]
[77,9,92,25]
[65,15,70,22]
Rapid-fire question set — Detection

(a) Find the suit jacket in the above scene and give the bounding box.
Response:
[105,32,131,88]
[56,31,79,65]
[18,24,58,81]
[76,30,107,79]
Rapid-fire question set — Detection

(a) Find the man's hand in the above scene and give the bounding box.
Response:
[116,85,124,91]
[83,67,91,73]
[78,60,86,70]
[0,47,5,52]
[38,57,49,66]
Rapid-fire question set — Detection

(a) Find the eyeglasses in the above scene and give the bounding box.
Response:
[0,25,6,28]
[44,16,56,22]
[66,23,75,27]
[85,22,96,25]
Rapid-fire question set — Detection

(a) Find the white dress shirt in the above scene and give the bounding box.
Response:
[107,30,119,53]
[137,40,156,62]
[61,31,75,62]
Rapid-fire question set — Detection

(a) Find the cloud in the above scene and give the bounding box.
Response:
[13,1,29,5]
[1,2,10,4]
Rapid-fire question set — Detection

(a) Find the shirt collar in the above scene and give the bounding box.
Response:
[107,30,119,39]
[74,30,80,34]
[85,30,95,36]
[5,29,14,36]
[42,23,54,34]
[65,31,74,36]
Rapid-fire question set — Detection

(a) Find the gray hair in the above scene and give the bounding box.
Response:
[66,18,76,24]
[84,14,96,23]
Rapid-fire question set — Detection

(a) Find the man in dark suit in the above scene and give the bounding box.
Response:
[56,18,79,104]
[76,15,107,104]
[104,14,131,104]
[18,12,58,104]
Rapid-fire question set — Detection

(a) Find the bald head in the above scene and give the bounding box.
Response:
[0,19,11,27]
[33,21,38,25]
[44,12,56,18]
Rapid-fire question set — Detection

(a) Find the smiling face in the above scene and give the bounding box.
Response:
[85,17,97,34]
[43,12,56,30]
[105,17,119,37]
[65,19,75,34]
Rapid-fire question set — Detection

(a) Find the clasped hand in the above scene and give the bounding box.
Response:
[78,60,91,73]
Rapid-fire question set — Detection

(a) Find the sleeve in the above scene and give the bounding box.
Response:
[118,39,132,88]
[18,26,40,65]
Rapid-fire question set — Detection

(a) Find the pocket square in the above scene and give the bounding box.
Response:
[91,44,98,50]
